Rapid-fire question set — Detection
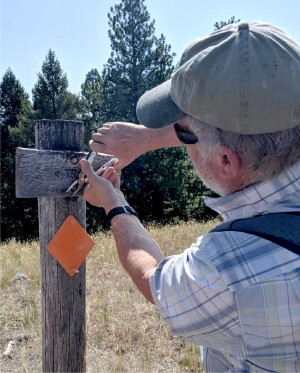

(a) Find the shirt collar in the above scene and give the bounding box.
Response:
[204,160,300,221]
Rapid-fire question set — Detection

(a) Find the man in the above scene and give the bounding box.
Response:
[80,22,300,372]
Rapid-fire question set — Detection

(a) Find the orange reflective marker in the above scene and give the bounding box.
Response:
[47,215,95,276]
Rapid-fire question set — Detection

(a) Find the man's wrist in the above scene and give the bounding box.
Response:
[144,125,181,152]
[106,205,137,227]
[103,194,127,215]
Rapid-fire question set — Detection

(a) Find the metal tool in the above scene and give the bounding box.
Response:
[94,157,117,176]
[65,150,96,196]
[65,151,117,197]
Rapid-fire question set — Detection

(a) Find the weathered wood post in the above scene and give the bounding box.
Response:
[16,119,112,372]
[36,120,86,372]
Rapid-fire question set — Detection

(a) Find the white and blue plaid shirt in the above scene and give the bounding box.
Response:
[150,161,300,372]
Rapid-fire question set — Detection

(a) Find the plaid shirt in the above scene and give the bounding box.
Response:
[150,160,300,372]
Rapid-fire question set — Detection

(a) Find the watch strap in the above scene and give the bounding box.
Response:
[106,205,137,227]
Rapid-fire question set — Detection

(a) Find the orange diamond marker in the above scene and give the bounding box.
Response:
[47,215,95,276]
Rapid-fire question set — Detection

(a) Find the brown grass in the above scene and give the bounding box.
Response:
[0,220,219,372]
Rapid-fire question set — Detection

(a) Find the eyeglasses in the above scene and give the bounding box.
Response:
[174,123,198,144]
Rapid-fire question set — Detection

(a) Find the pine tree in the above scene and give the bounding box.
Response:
[1,69,37,241]
[80,68,103,145]
[101,0,175,123]
[32,49,79,120]
[98,0,217,224]
[100,0,176,223]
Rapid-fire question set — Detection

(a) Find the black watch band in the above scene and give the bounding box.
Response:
[106,205,137,227]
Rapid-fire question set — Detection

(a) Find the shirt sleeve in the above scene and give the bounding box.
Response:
[149,235,237,346]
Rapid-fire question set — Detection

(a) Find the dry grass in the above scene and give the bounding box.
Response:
[0,220,219,372]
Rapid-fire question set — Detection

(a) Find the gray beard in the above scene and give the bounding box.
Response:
[193,158,229,197]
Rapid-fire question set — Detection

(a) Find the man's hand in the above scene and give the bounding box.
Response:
[89,122,146,171]
[80,159,127,213]
[89,121,183,171]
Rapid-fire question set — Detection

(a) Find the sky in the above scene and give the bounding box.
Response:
[1,0,300,99]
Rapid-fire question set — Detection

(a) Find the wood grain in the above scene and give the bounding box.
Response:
[16,148,113,197]
[35,120,87,372]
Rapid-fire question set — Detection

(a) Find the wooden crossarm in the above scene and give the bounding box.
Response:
[15,147,113,198]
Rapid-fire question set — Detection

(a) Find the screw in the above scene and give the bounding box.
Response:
[70,157,78,165]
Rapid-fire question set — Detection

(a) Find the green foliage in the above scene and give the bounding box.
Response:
[101,0,175,123]
[214,16,240,30]
[123,147,217,225]
[1,6,220,241]
[32,49,79,120]
[80,68,103,146]
[1,51,80,241]
[98,0,216,226]
[0,68,29,129]
[1,69,38,242]
[80,69,107,230]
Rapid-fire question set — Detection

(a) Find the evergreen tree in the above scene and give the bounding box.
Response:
[99,0,217,225]
[101,0,175,123]
[1,69,37,241]
[80,68,103,145]
[1,68,28,130]
[32,49,79,120]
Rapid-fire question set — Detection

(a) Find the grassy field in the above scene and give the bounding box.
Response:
[0,220,219,372]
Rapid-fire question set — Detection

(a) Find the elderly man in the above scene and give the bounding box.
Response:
[80,22,300,372]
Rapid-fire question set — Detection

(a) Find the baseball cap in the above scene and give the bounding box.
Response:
[136,22,300,134]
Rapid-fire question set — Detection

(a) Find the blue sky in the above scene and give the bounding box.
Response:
[1,0,300,98]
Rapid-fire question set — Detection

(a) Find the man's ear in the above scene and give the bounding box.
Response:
[215,145,241,179]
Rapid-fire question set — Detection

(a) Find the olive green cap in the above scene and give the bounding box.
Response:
[136,22,300,134]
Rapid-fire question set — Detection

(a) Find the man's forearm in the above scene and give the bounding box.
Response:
[90,122,182,171]
[142,124,182,153]
[110,213,163,303]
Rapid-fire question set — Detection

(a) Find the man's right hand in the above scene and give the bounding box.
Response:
[89,122,147,171]
[89,121,183,171]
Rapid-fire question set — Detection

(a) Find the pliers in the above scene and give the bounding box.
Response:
[65,151,117,197]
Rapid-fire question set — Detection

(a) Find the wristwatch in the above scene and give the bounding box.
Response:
[106,205,137,227]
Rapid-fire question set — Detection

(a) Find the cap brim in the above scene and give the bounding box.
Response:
[136,80,187,128]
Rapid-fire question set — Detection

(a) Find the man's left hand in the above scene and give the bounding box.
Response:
[79,159,127,213]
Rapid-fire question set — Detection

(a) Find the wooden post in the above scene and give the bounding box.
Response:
[15,120,112,372]
[36,120,86,372]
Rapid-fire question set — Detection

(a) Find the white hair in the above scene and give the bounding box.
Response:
[189,118,300,184]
